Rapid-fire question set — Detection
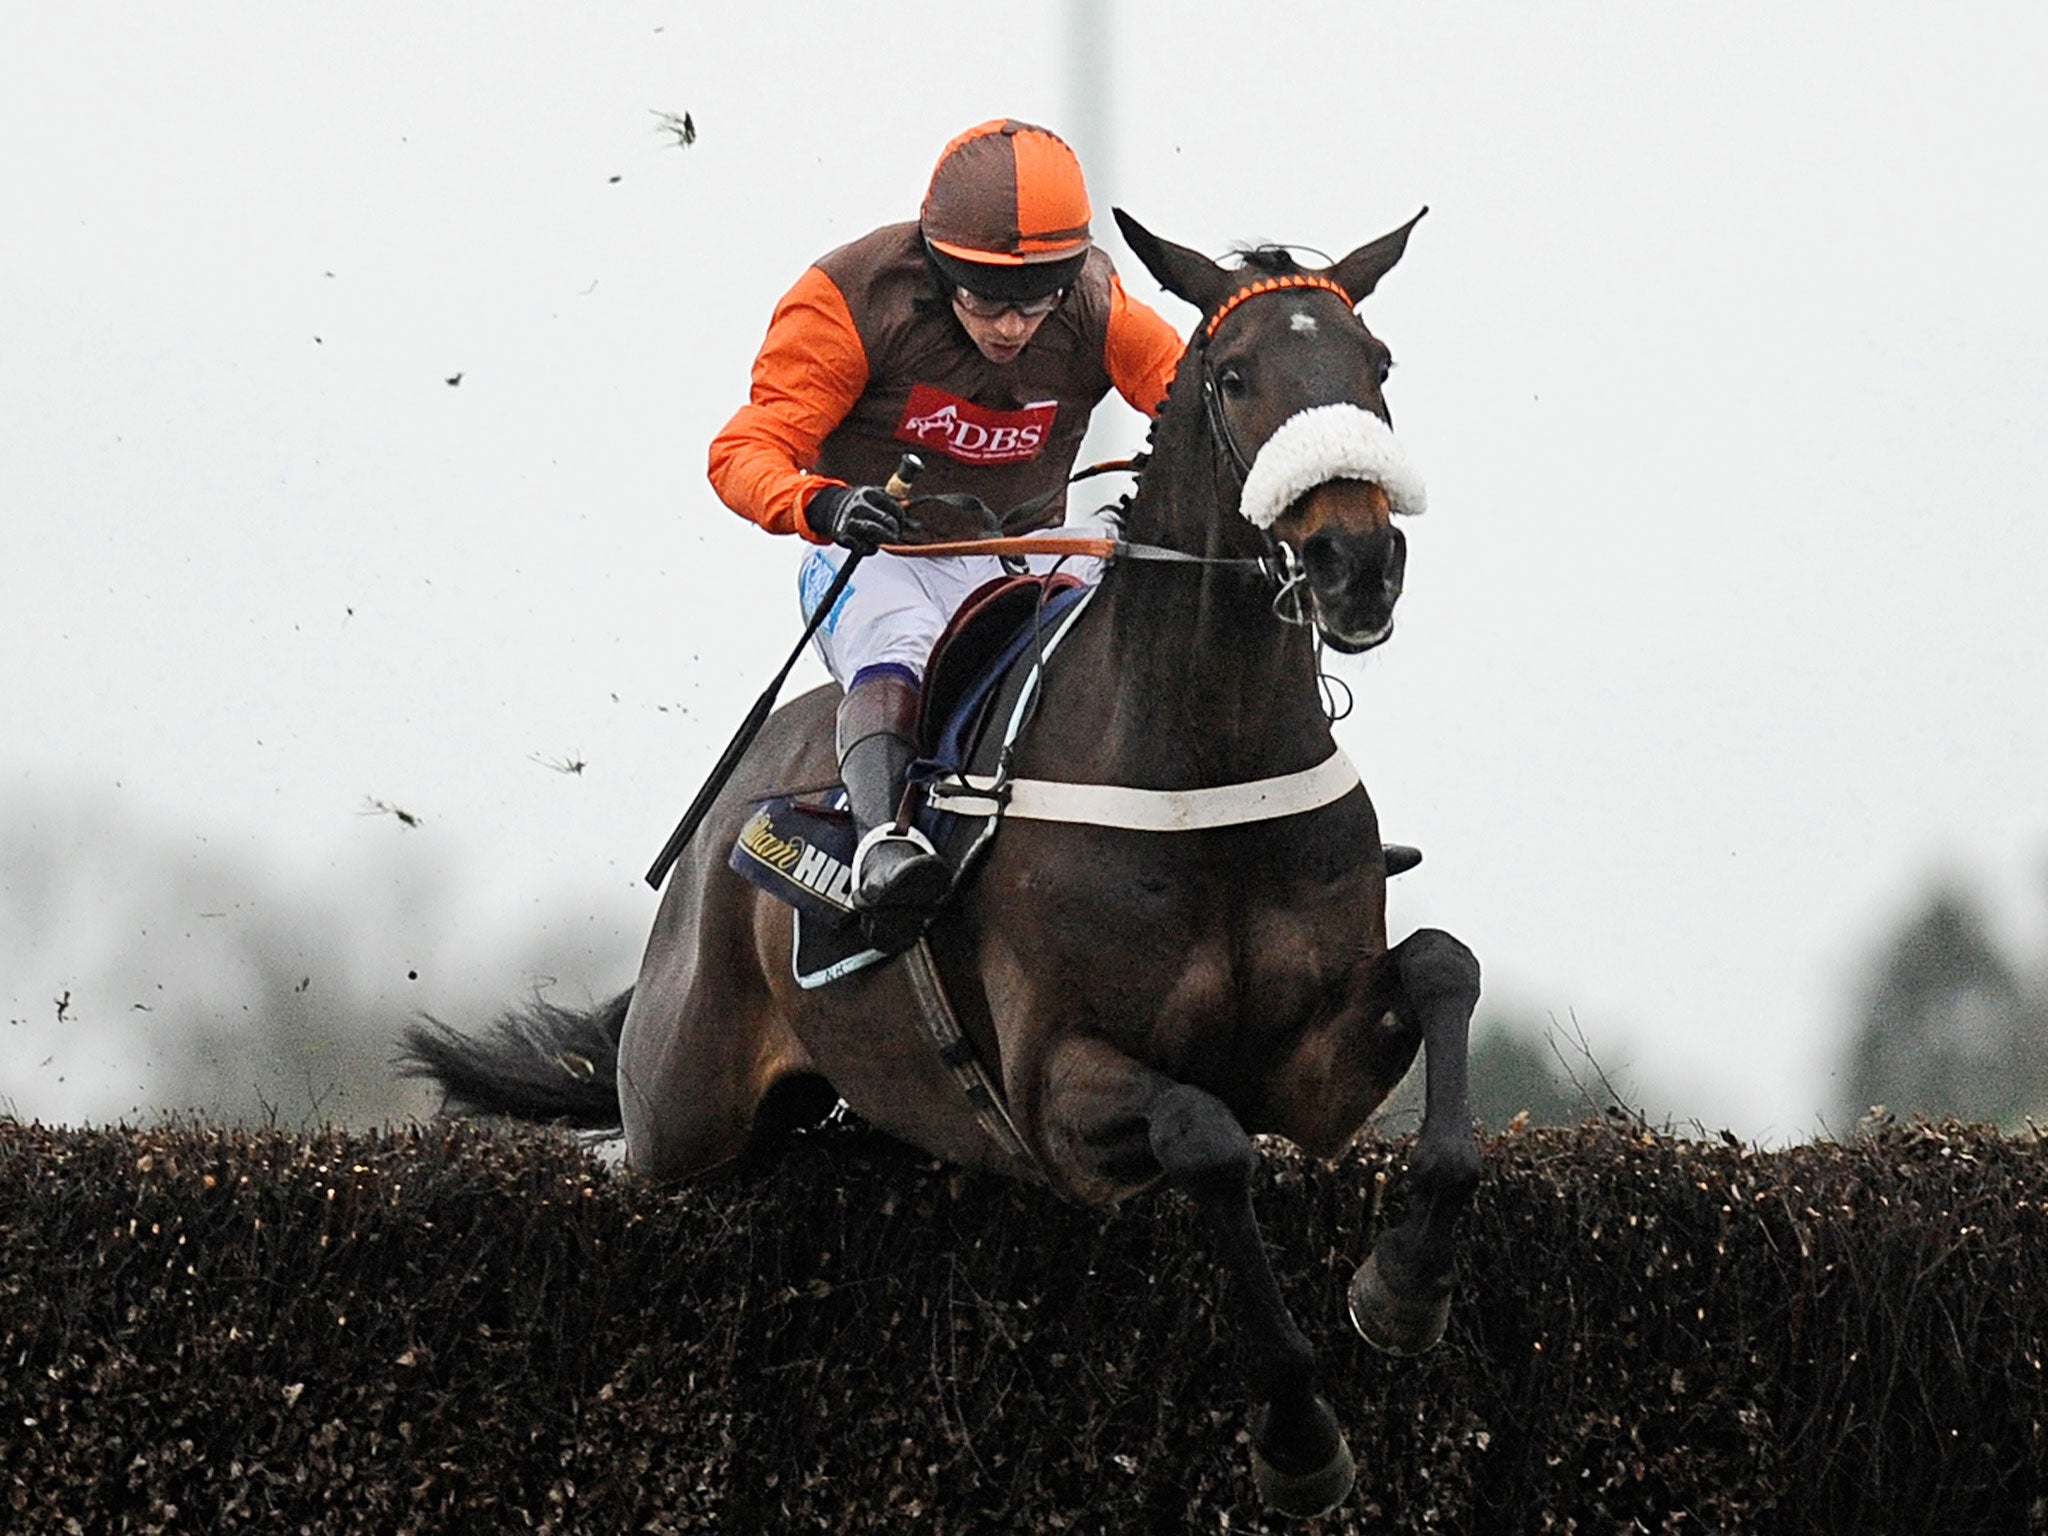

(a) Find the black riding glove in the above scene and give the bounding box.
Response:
[805,484,904,555]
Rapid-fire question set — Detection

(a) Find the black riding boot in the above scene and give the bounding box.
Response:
[838,669,950,950]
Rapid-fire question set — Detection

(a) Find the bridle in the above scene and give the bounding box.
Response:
[1199,273,1356,485]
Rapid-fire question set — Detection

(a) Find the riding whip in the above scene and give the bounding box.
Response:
[644,453,924,891]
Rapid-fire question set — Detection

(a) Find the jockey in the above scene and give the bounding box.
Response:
[709,120,1185,942]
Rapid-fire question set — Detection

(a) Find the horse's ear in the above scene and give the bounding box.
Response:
[1113,208,1235,315]
[1329,207,1428,303]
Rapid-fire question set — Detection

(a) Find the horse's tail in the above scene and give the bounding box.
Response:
[398,989,632,1130]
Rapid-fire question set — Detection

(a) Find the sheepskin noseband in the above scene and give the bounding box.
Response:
[1237,403,1427,530]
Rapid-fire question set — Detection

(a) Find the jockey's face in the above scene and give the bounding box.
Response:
[950,291,1056,366]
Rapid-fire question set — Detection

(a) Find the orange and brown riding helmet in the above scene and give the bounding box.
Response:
[921,119,1093,303]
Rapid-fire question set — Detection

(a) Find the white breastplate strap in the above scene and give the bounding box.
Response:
[925,748,1361,832]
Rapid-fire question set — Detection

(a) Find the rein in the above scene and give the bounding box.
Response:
[878,528,1310,632]
[881,441,1303,600]
[878,530,1273,575]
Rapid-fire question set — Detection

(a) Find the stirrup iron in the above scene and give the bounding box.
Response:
[850,822,941,892]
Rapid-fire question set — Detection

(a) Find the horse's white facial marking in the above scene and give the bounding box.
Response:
[1289,310,1318,335]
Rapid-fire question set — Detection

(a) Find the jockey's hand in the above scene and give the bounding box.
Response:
[805,484,905,555]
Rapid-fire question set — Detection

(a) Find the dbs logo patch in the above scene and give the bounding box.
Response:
[895,383,1056,466]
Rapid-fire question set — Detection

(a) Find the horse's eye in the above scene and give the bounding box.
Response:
[1218,366,1248,399]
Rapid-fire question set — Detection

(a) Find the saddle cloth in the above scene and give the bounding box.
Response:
[728,573,1096,988]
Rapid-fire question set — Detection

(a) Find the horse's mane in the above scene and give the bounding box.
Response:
[1225,245,1317,277]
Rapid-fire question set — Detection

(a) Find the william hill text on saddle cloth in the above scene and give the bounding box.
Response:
[706,119,1184,929]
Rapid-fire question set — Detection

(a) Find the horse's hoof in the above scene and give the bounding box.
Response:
[1248,1400,1356,1517]
[1348,1252,1451,1356]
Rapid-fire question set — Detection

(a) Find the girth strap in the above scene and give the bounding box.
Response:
[925,748,1361,832]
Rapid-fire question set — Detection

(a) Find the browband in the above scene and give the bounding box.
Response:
[1204,274,1353,339]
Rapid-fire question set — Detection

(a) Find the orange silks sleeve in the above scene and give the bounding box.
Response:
[706,266,870,541]
[1104,273,1186,420]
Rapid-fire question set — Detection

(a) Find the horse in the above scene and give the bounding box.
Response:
[401,208,1481,1518]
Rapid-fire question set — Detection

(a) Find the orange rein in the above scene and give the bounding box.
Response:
[877,535,1120,560]
[1203,274,1354,339]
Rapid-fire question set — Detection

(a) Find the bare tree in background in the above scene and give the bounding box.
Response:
[1473,1024,1600,1128]
[3,782,636,1129]
[163,881,429,1129]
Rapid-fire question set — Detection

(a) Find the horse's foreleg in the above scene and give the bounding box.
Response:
[1039,1039,1355,1517]
[1350,926,1482,1355]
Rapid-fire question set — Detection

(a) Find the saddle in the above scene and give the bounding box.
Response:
[728,573,1094,987]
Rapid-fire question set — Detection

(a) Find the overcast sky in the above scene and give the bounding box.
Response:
[6,4,2046,1137]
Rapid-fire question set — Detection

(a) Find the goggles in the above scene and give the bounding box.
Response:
[953,286,1066,321]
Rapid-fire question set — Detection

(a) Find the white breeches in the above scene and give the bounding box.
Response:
[798,542,1103,689]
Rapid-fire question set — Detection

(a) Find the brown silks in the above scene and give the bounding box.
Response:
[922,119,1093,266]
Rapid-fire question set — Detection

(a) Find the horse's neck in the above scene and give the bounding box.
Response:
[1081,461,1333,785]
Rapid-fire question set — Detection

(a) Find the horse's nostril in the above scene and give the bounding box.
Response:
[1301,533,1349,589]
[1303,529,1406,602]
[1382,533,1407,595]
